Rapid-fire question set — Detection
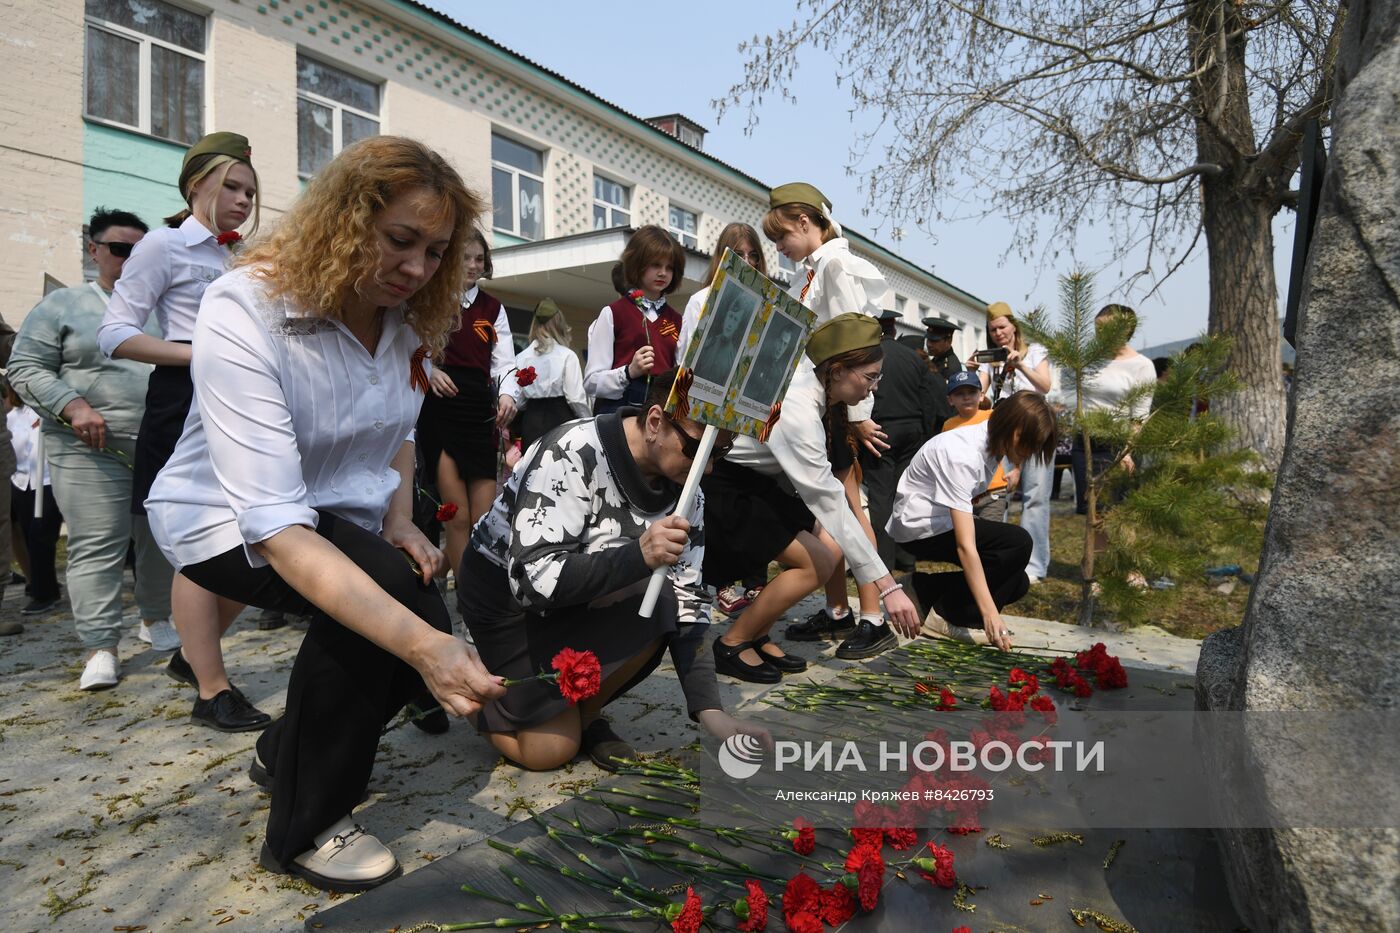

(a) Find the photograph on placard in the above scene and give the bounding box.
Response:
[733,305,805,420]
[687,272,763,406]
[672,248,816,439]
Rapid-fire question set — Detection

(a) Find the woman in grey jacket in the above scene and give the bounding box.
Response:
[7,207,176,690]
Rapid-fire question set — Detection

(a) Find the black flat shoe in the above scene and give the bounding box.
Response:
[835,620,898,660]
[192,689,272,732]
[165,648,198,688]
[21,596,61,616]
[784,608,856,642]
[581,717,637,771]
[753,635,807,673]
[712,638,781,684]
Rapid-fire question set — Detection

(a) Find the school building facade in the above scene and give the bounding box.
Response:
[1,0,988,354]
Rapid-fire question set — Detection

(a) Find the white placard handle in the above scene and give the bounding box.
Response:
[638,423,717,618]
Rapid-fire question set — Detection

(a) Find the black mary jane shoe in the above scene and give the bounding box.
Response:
[712,638,782,684]
[752,635,807,673]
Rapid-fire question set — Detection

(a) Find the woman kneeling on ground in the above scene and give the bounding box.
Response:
[888,391,1058,651]
[460,370,769,771]
[145,137,504,893]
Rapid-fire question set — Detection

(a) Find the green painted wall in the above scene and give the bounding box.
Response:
[82,122,186,227]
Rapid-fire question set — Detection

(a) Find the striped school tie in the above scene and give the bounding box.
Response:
[799,267,815,302]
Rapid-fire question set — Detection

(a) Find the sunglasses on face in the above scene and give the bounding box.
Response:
[94,240,134,258]
[663,414,734,462]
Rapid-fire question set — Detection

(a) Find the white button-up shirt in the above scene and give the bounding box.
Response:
[792,238,885,422]
[145,266,425,570]
[793,237,887,325]
[97,216,229,356]
[514,340,591,419]
[723,367,887,584]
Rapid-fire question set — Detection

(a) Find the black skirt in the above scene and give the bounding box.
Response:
[132,360,194,516]
[700,459,816,587]
[458,548,678,733]
[519,396,578,452]
[417,365,498,482]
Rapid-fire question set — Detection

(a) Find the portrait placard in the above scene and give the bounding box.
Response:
[670,249,815,439]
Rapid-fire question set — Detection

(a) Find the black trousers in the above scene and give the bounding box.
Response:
[860,417,926,569]
[181,511,448,866]
[11,484,63,601]
[900,518,1032,627]
[1071,437,1119,515]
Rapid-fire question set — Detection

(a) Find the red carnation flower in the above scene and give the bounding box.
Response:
[937,687,958,711]
[669,887,703,933]
[735,879,768,932]
[1030,693,1058,724]
[216,230,241,246]
[785,911,822,933]
[857,858,883,910]
[435,502,459,522]
[916,842,957,888]
[1096,657,1129,689]
[516,366,538,387]
[954,927,972,933]
[886,826,918,851]
[987,685,1008,711]
[782,872,821,926]
[818,881,856,926]
[791,817,816,855]
[551,647,601,704]
[843,843,884,911]
[628,288,645,304]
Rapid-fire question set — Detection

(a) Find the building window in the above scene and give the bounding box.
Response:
[668,205,698,249]
[83,0,206,145]
[592,176,631,230]
[492,134,545,240]
[895,295,907,317]
[918,303,930,321]
[296,55,379,178]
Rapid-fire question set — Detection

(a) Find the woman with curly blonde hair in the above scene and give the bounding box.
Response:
[146,136,504,893]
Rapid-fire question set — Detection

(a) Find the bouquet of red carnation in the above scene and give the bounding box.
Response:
[516,366,537,387]
[501,647,602,704]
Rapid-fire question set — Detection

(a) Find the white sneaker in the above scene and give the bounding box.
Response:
[138,619,181,652]
[919,610,989,646]
[1027,574,1044,586]
[282,816,401,892]
[80,650,120,690]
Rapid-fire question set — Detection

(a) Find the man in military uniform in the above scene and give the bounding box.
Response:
[921,315,965,383]
[860,309,950,571]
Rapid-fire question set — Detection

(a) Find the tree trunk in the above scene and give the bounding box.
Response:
[1187,0,1289,471]
[1199,184,1288,470]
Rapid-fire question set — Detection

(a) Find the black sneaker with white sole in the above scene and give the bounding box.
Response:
[834,620,898,659]
[785,608,857,642]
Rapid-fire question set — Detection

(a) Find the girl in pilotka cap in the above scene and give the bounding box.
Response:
[95,131,269,730]
[763,183,894,657]
[704,313,921,684]
[512,298,591,451]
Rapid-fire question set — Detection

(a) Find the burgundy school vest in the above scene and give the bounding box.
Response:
[442,289,503,370]
[608,297,682,372]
